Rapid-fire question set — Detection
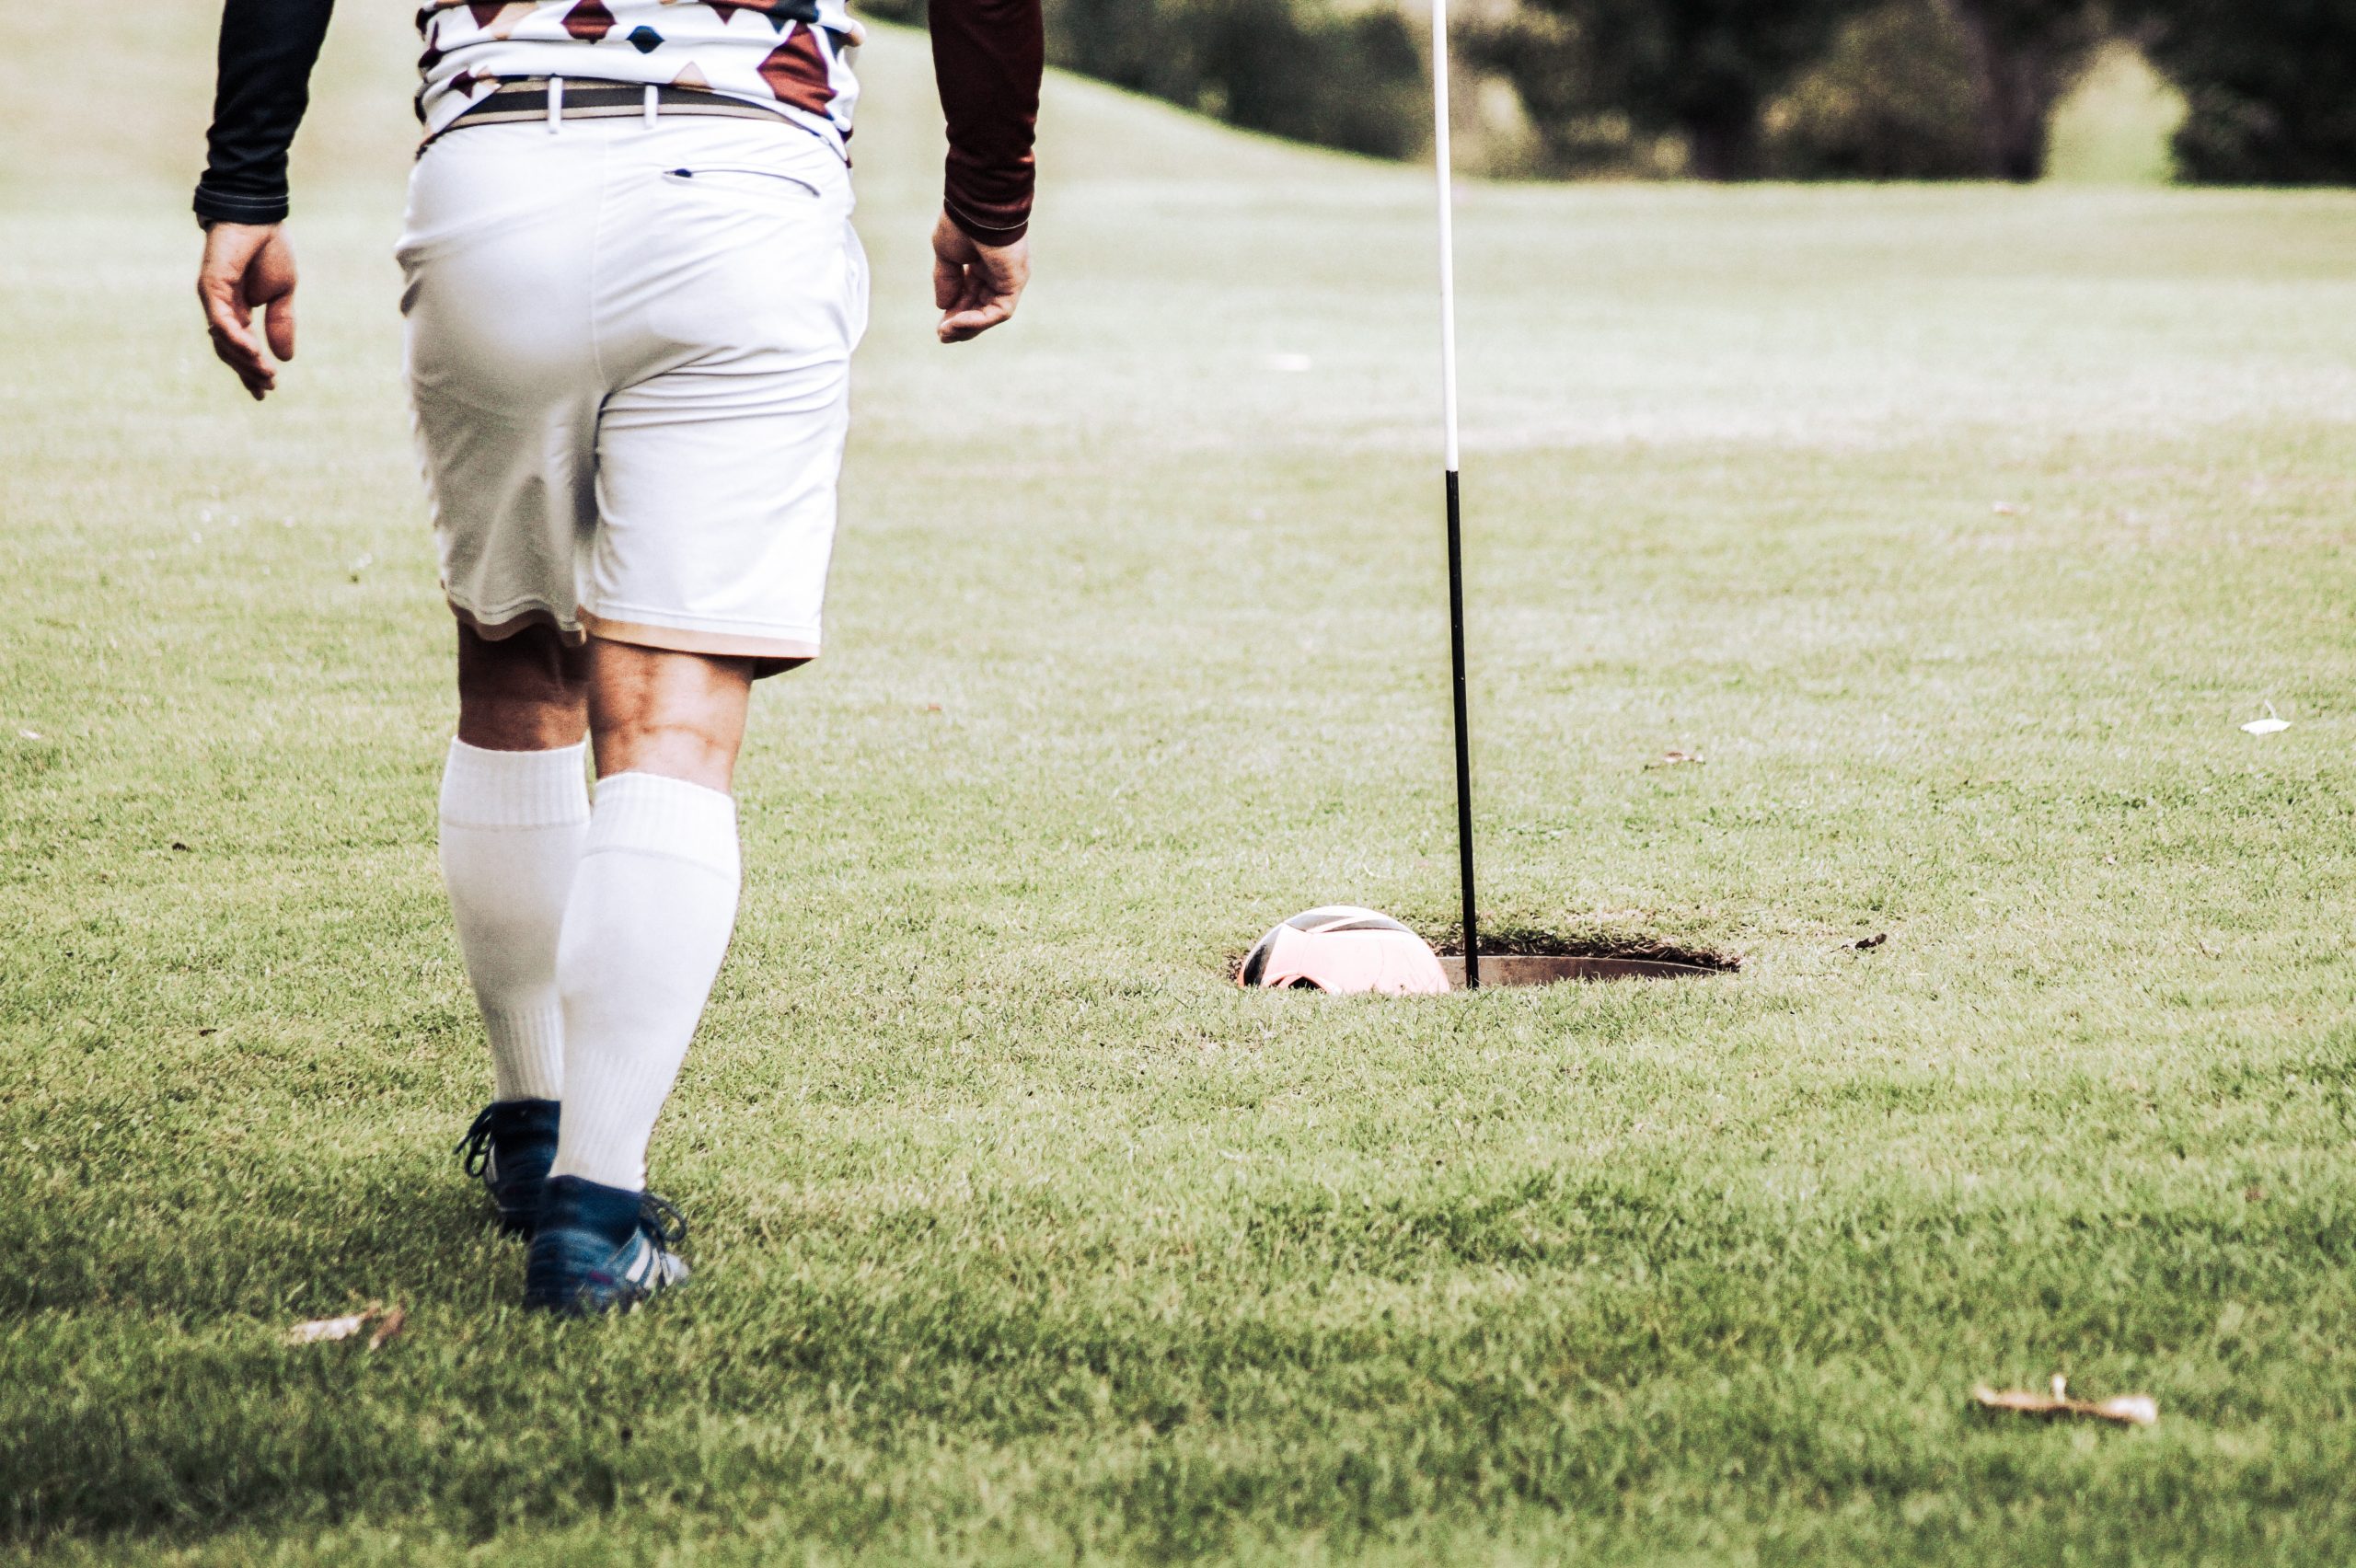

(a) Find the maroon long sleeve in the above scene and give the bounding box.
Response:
[930,0,1043,243]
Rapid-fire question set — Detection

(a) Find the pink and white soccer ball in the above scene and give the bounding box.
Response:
[1239,906,1449,996]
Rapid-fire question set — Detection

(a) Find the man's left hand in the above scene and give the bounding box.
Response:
[932,214,1029,344]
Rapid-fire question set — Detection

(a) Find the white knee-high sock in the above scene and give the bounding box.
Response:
[550,771,741,1192]
[438,738,591,1102]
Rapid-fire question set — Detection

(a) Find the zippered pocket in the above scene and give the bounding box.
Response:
[662,166,822,199]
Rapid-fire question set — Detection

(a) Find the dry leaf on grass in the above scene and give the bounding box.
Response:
[1845,932,1888,951]
[367,1306,408,1350]
[286,1302,405,1349]
[1971,1376,2156,1427]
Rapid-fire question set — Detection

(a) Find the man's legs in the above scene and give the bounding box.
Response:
[441,625,754,1293]
[441,625,591,1227]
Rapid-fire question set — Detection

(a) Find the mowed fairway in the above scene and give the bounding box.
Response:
[6,9,2356,1564]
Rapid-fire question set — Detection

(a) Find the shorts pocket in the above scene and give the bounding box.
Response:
[661,166,823,200]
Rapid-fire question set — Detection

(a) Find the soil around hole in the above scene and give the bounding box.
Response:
[1435,953,1718,986]
[1432,926,1741,974]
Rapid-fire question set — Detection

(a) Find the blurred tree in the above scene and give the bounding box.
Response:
[1765,0,1987,179]
[1936,0,2108,179]
[1472,0,1874,179]
[1766,0,2103,180]
[2123,0,2356,182]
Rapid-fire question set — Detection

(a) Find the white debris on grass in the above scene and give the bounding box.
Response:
[1972,1375,2156,1427]
[2241,702,2290,736]
[285,1302,405,1348]
[285,1311,372,1345]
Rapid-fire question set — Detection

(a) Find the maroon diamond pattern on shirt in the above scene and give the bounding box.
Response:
[561,1,616,41]
[757,28,833,118]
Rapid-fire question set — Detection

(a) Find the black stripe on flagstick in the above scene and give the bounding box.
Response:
[1446,467,1479,989]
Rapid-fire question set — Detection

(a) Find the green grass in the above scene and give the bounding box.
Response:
[7,10,2356,1565]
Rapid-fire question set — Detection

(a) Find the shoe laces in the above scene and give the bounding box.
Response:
[640,1192,688,1254]
[455,1106,499,1179]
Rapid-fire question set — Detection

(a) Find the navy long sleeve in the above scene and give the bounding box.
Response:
[194,0,336,225]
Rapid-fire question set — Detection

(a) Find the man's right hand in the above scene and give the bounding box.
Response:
[197,222,298,400]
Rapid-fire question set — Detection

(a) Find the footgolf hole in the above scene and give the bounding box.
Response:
[1434,932,1738,989]
[1228,930,1739,991]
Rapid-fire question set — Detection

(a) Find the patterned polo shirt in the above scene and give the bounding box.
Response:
[416,1,860,153]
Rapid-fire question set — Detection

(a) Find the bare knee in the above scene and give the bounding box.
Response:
[456,624,590,751]
[586,640,754,792]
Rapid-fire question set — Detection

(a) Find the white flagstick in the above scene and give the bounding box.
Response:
[1431,0,1480,987]
[1432,0,1461,477]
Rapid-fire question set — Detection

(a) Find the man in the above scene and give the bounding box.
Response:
[193,0,1042,1313]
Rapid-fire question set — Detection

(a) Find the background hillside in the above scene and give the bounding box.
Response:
[3,0,2198,202]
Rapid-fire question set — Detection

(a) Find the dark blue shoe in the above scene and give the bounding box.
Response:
[523,1175,690,1316]
[455,1099,560,1234]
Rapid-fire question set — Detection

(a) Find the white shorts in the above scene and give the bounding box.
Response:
[396,113,868,663]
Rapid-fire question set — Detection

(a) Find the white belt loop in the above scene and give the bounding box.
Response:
[643,83,658,126]
[547,75,564,133]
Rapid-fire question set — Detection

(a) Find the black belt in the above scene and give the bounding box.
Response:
[437,80,800,139]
